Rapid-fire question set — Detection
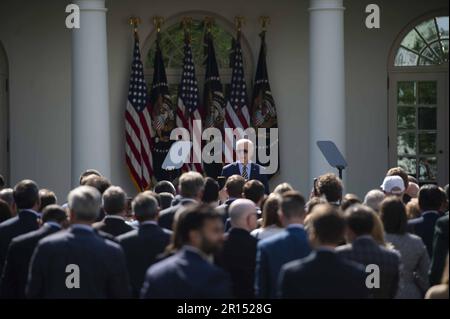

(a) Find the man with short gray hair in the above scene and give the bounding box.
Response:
[221,139,269,194]
[158,171,205,230]
[363,189,385,212]
[26,186,131,298]
[118,193,172,297]
[217,199,258,298]
[93,186,134,237]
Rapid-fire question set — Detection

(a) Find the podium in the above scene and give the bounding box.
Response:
[162,140,192,170]
[316,141,347,179]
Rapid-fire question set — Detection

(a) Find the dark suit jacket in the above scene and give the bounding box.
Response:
[0,223,61,298]
[26,226,131,298]
[93,216,134,237]
[429,214,449,285]
[215,198,236,225]
[216,228,258,298]
[278,249,369,299]
[255,226,311,298]
[158,198,196,230]
[337,236,400,299]
[221,162,269,194]
[141,248,232,299]
[118,222,172,297]
[408,211,441,257]
[0,210,40,275]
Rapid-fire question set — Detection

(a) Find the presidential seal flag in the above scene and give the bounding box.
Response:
[125,25,154,191]
[148,29,177,181]
[224,28,250,164]
[203,21,226,178]
[251,28,279,176]
[176,27,203,173]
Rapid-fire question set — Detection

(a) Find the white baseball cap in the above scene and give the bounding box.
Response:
[380,176,405,194]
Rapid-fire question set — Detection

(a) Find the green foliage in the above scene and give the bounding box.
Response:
[146,20,233,70]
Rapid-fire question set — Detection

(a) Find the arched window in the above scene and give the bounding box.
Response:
[389,14,449,186]
[394,16,448,66]
[142,14,253,106]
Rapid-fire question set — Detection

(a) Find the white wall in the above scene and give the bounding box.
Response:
[0,0,71,200]
[344,0,448,196]
[0,0,448,201]
[0,42,8,184]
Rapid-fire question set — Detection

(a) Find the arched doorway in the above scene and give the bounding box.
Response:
[141,11,254,105]
[388,12,449,186]
[0,42,9,185]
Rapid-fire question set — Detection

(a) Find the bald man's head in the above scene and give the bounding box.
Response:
[229,198,258,232]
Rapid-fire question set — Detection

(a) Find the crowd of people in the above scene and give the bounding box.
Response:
[0,166,448,299]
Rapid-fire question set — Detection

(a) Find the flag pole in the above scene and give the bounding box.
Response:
[234,16,245,35]
[181,17,192,44]
[129,16,141,32]
[152,16,164,33]
[204,16,214,33]
[259,16,270,32]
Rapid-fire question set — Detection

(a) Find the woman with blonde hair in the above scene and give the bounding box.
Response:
[273,183,294,195]
[371,210,390,247]
[405,198,421,219]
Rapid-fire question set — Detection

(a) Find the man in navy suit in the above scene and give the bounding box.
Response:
[141,204,231,299]
[0,180,41,276]
[215,175,246,225]
[0,205,68,298]
[158,172,205,230]
[279,204,369,299]
[429,214,449,285]
[337,204,400,299]
[216,199,258,298]
[221,139,269,194]
[26,186,131,298]
[118,192,172,297]
[408,185,444,256]
[93,186,134,237]
[255,191,311,298]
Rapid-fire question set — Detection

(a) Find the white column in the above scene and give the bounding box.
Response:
[309,0,346,182]
[71,0,111,187]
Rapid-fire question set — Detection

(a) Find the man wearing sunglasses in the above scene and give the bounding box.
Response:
[221,139,269,194]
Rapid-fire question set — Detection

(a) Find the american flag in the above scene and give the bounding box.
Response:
[125,31,154,191]
[203,30,226,178]
[251,30,279,177]
[149,33,177,182]
[224,33,250,163]
[176,33,203,173]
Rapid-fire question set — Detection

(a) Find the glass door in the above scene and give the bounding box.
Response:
[389,72,448,186]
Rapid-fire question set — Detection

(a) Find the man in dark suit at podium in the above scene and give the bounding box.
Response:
[221,139,269,194]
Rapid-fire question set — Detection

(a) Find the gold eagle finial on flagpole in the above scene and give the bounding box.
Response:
[152,16,164,33]
[204,16,214,33]
[234,16,245,32]
[129,16,141,33]
[259,16,270,31]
